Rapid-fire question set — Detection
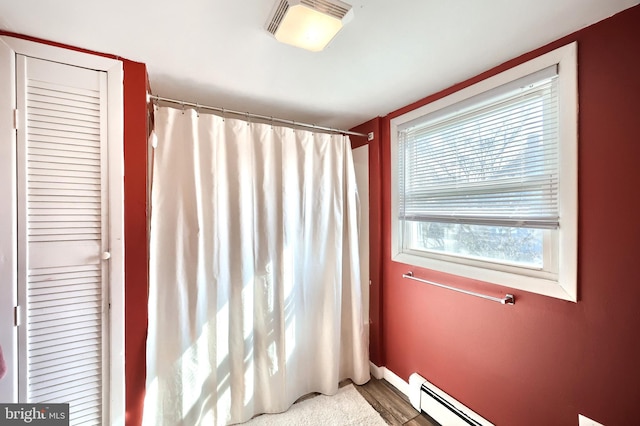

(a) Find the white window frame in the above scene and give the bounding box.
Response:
[0,36,125,423]
[390,42,577,302]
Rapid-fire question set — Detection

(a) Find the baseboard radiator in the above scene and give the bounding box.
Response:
[409,373,494,426]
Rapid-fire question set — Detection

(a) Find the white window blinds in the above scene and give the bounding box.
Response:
[398,66,559,230]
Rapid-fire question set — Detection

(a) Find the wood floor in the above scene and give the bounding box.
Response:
[352,377,439,426]
[294,377,439,425]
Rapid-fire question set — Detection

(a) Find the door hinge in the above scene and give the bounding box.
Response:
[14,305,20,327]
[13,109,19,130]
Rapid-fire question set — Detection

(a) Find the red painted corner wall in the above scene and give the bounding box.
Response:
[0,32,150,426]
[122,60,149,426]
[359,4,640,425]
[351,119,384,366]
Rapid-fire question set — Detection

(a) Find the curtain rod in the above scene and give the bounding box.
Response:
[148,94,368,138]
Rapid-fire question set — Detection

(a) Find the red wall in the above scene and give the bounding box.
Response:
[359,5,640,425]
[351,121,384,365]
[122,60,149,426]
[0,32,150,426]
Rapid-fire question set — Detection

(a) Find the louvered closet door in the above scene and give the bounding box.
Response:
[16,55,109,426]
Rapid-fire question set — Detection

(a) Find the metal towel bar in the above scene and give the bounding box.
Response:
[402,271,515,305]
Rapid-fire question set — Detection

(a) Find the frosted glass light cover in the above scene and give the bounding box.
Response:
[274,4,343,52]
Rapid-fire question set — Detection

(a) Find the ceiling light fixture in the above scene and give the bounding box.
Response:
[265,0,354,52]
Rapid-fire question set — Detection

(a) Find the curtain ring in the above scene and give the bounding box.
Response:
[270,116,274,130]
[246,112,250,126]
[196,103,200,118]
[181,102,185,115]
[222,107,225,122]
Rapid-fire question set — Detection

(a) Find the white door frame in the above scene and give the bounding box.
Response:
[0,36,18,405]
[0,36,125,425]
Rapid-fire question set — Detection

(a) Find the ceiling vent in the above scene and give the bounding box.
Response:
[265,0,354,52]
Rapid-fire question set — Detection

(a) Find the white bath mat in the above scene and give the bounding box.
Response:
[243,384,387,426]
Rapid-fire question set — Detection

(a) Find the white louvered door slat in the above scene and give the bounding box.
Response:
[16,55,109,426]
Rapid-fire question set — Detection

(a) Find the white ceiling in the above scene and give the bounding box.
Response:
[1,0,638,130]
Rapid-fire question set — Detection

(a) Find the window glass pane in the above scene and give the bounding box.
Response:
[404,220,544,268]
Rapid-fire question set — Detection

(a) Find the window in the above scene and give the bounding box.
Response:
[391,43,577,301]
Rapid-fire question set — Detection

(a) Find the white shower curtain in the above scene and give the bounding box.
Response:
[143,106,370,426]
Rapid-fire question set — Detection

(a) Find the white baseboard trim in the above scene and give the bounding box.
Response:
[382,366,410,398]
[368,363,411,402]
[369,362,384,380]
[369,363,494,425]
